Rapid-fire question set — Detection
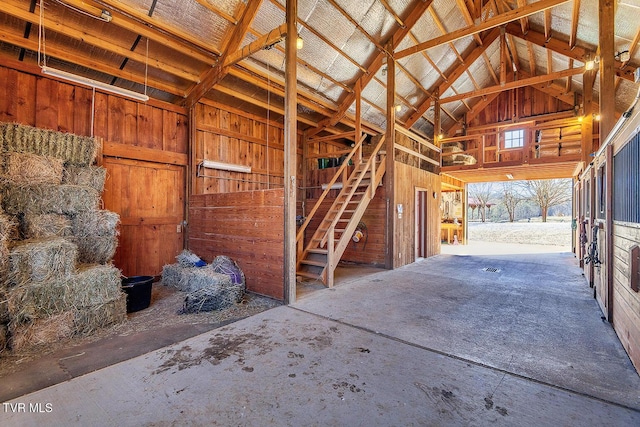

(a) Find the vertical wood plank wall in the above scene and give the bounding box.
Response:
[193,99,300,194]
[189,190,285,300]
[0,61,189,277]
[612,223,640,371]
[393,162,441,268]
[189,101,295,300]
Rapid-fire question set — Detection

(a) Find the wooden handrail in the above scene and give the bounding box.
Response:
[320,134,386,248]
[296,133,367,246]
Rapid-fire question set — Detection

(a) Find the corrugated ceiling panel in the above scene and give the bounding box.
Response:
[361,78,386,107]
[413,116,434,139]
[126,0,231,49]
[251,1,284,34]
[398,54,438,93]
[325,54,362,86]
[358,2,398,44]
[362,106,387,128]
[305,1,355,50]
[341,30,379,68]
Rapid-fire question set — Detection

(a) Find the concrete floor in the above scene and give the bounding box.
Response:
[2,250,640,426]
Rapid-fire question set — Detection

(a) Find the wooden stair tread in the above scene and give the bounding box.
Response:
[296,271,322,280]
[308,248,328,254]
[299,259,326,267]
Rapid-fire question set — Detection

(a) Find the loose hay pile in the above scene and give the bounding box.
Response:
[0,122,124,354]
[162,252,246,314]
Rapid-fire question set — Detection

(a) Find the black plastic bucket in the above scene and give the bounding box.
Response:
[121,276,153,313]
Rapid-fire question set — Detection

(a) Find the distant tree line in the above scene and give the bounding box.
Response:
[468,179,573,223]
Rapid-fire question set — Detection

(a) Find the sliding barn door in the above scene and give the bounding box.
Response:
[102,157,185,277]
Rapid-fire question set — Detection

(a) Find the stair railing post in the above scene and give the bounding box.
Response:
[370,156,376,198]
[327,224,335,288]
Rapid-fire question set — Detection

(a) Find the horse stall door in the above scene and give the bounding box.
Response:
[102,157,185,277]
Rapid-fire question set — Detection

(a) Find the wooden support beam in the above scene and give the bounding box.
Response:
[284,0,297,304]
[434,90,441,145]
[185,0,264,108]
[385,42,396,270]
[599,0,616,140]
[96,0,222,56]
[581,70,596,163]
[569,0,581,49]
[395,0,570,59]
[439,67,585,104]
[59,0,215,64]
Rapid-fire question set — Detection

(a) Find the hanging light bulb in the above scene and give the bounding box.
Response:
[296,36,304,50]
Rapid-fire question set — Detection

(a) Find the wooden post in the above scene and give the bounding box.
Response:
[327,226,334,288]
[355,80,363,163]
[599,0,616,140]
[284,0,297,304]
[434,89,441,146]
[606,143,614,321]
[581,70,595,164]
[599,0,615,321]
[385,41,396,270]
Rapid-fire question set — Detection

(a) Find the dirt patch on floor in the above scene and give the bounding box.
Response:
[0,282,281,377]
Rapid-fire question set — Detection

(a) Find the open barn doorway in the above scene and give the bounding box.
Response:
[442,179,573,256]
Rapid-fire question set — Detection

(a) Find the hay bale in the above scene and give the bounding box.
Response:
[0,122,98,166]
[63,166,107,192]
[161,263,190,289]
[0,288,9,324]
[179,269,243,314]
[2,183,99,215]
[0,213,18,243]
[10,311,75,351]
[2,152,64,185]
[72,236,118,264]
[0,243,8,280]
[72,210,119,237]
[0,323,8,353]
[73,293,126,335]
[7,264,122,322]
[22,213,73,239]
[8,238,77,285]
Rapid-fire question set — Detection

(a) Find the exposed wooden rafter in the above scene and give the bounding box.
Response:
[404,28,501,128]
[185,0,264,108]
[395,0,570,60]
[439,67,585,104]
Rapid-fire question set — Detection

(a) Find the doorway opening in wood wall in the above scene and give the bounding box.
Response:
[415,188,429,259]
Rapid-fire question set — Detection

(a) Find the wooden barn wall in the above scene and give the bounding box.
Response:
[189,190,284,301]
[612,223,640,371]
[193,99,302,195]
[0,60,188,277]
[394,161,441,268]
[469,87,573,126]
[609,107,640,372]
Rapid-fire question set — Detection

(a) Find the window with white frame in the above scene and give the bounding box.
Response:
[504,129,524,149]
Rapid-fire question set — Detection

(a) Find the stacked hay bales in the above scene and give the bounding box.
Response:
[161,250,246,313]
[0,122,125,353]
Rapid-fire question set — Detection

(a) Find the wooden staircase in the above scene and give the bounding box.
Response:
[296,135,386,287]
